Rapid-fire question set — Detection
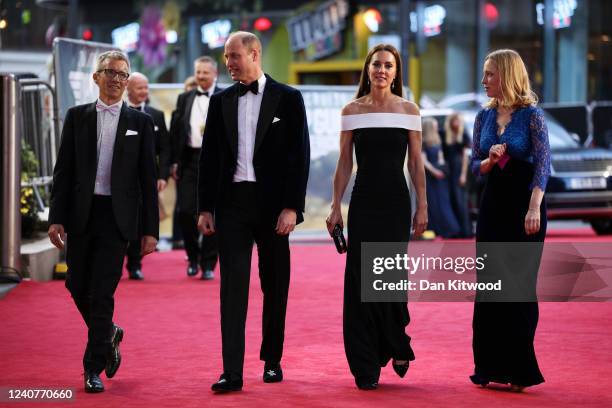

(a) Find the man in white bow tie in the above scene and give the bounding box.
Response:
[48,50,159,393]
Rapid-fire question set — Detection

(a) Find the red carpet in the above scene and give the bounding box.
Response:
[1,244,612,408]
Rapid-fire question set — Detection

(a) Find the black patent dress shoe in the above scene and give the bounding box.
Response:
[470,374,489,387]
[355,376,378,391]
[201,269,215,280]
[128,269,144,280]
[84,371,104,393]
[187,262,198,277]
[392,359,409,378]
[263,363,283,383]
[105,324,124,378]
[211,373,243,393]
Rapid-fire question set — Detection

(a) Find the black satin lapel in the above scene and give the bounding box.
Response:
[183,91,196,132]
[222,86,239,158]
[112,103,129,170]
[254,82,280,155]
[85,102,98,176]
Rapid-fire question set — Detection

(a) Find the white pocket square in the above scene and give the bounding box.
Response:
[125,130,138,136]
[272,117,281,123]
[154,125,159,131]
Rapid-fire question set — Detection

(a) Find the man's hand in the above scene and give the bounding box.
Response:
[198,212,216,236]
[157,179,167,192]
[48,224,66,250]
[141,235,158,256]
[276,209,297,236]
[170,164,179,180]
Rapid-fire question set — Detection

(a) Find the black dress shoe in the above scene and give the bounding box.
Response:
[201,269,215,280]
[355,377,378,391]
[470,374,489,387]
[105,324,124,378]
[187,262,198,277]
[128,269,144,280]
[392,359,409,378]
[211,373,243,393]
[263,363,283,383]
[84,371,104,393]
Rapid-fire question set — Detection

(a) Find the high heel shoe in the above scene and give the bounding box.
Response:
[355,377,378,391]
[392,360,409,378]
[510,384,525,392]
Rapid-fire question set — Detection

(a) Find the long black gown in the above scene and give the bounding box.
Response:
[341,114,418,385]
[470,106,551,387]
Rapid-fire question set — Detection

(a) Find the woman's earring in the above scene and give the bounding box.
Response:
[392,79,395,90]
[367,78,370,86]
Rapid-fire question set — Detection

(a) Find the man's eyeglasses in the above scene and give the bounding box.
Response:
[97,69,130,81]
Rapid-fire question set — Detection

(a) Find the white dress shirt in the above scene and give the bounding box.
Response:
[94,99,123,195]
[233,74,266,182]
[188,83,216,148]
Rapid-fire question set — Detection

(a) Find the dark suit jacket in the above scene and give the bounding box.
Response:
[170,86,222,165]
[143,105,171,180]
[49,102,159,241]
[197,74,310,224]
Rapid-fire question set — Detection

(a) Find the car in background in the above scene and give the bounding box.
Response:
[422,101,612,235]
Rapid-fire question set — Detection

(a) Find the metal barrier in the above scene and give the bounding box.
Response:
[541,102,590,144]
[591,102,612,149]
[1,74,22,280]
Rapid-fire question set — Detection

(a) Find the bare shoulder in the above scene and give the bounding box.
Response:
[341,99,362,116]
[398,99,420,115]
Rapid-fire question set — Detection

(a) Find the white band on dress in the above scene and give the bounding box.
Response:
[341,113,422,132]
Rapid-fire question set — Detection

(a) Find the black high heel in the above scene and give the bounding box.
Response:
[392,360,409,378]
[355,377,378,390]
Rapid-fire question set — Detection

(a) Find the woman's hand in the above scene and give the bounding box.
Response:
[326,208,344,236]
[525,208,540,235]
[488,143,507,164]
[459,173,467,187]
[413,207,428,237]
[432,168,446,180]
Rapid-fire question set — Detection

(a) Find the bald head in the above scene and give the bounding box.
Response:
[224,31,263,84]
[127,72,149,105]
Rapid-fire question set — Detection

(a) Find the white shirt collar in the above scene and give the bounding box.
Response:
[97,98,123,109]
[197,82,216,95]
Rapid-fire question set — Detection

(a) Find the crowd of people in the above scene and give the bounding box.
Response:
[46,30,550,396]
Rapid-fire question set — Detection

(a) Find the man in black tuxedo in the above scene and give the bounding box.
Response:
[125,72,171,280]
[48,51,159,393]
[171,56,221,280]
[198,31,310,392]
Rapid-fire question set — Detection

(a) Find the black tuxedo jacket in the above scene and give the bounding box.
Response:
[49,102,159,241]
[143,104,171,180]
[197,75,310,224]
[170,86,222,165]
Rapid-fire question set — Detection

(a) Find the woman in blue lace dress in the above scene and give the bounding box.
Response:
[469,49,551,392]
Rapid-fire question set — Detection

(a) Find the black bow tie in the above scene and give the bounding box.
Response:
[238,81,258,96]
[196,90,209,97]
[129,105,143,111]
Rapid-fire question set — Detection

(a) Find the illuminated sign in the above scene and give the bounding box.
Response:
[536,0,578,29]
[287,0,349,60]
[201,19,231,49]
[112,22,139,52]
[410,4,447,37]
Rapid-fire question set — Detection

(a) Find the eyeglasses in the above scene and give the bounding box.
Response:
[97,68,130,81]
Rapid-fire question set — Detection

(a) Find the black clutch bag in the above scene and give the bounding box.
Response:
[332,224,347,254]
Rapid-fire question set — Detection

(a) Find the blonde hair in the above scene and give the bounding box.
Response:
[444,113,464,145]
[422,118,441,147]
[484,49,537,109]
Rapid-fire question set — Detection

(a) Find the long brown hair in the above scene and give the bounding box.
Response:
[444,113,465,145]
[355,44,404,99]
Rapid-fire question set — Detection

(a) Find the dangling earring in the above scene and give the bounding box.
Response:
[367,78,370,86]
[392,79,395,90]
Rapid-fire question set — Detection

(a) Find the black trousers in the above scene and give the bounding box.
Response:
[65,195,128,373]
[177,147,218,270]
[126,237,142,271]
[216,182,290,377]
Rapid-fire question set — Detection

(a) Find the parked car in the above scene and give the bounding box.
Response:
[422,105,612,235]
